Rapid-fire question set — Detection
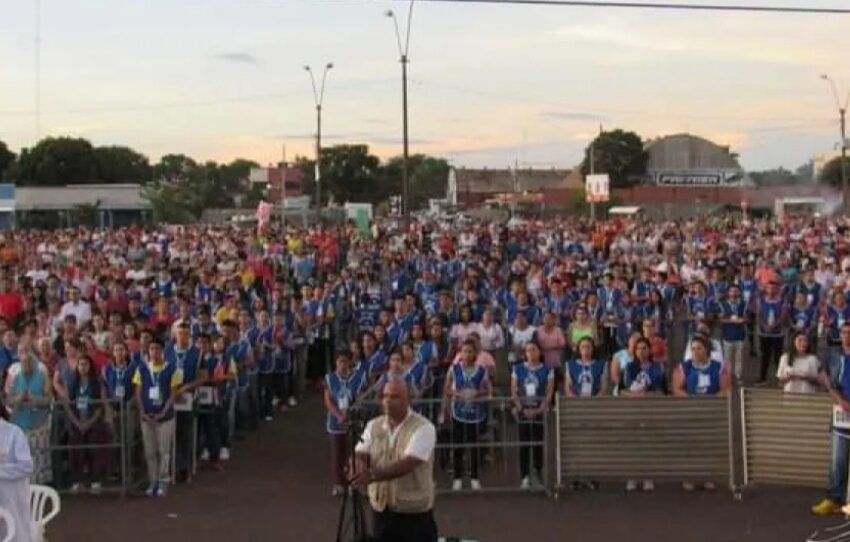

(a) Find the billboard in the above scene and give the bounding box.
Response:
[655,169,744,187]
[585,174,610,203]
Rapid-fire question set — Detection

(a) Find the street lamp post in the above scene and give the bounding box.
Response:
[386,1,415,217]
[821,74,850,206]
[305,63,334,220]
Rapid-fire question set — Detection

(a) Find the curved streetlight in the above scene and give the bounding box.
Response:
[386,2,415,217]
[305,63,334,216]
[820,74,849,204]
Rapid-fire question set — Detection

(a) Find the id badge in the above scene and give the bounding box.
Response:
[115,384,125,399]
[338,394,349,411]
[580,379,593,397]
[149,386,161,403]
[524,382,537,397]
[697,373,711,390]
[807,294,814,305]
[76,396,89,412]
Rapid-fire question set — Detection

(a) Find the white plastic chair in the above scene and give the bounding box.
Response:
[0,507,16,542]
[29,485,60,542]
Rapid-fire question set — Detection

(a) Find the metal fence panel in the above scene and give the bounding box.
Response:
[556,395,733,486]
[741,388,831,488]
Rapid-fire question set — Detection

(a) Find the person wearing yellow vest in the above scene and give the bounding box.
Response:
[132,340,184,498]
[351,379,438,542]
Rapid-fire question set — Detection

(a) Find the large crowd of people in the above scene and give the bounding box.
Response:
[0,214,849,514]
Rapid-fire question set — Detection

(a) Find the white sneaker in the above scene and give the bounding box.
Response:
[626,480,638,492]
[288,397,298,407]
[470,479,482,491]
[155,485,167,498]
[331,485,345,497]
[70,483,82,495]
[200,449,210,461]
[643,480,654,492]
[145,483,157,497]
[520,476,531,489]
[272,397,280,407]
[264,416,273,422]
[90,482,102,495]
[220,447,230,461]
[452,479,463,491]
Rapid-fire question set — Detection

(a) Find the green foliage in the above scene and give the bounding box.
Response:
[72,199,102,228]
[382,154,450,210]
[579,129,647,188]
[319,144,381,205]
[16,137,98,185]
[0,141,15,180]
[93,146,152,184]
[820,156,850,187]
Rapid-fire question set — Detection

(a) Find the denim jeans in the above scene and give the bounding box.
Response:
[828,432,850,503]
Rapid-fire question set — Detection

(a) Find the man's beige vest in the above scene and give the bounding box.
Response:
[367,412,435,513]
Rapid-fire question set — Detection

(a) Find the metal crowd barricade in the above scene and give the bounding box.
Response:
[740,387,831,488]
[44,397,131,496]
[360,396,552,495]
[555,394,737,497]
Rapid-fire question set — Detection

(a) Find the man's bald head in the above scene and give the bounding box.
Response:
[382,378,411,421]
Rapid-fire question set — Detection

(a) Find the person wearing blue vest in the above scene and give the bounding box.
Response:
[824,290,850,355]
[166,321,204,483]
[610,337,667,492]
[756,280,788,384]
[564,337,608,399]
[717,285,748,382]
[442,338,491,492]
[324,350,366,497]
[511,341,554,490]
[363,332,389,382]
[813,323,850,516]
[790,291,817,349]
[254,310,276,421]
[673,335,730,492]
[133,340,184,498]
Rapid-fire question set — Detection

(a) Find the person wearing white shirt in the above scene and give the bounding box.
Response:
[0,395,34,542]
[59,287,92,329]
[475,309,505,353]
[777,333,821,394]
[352,379,438,542]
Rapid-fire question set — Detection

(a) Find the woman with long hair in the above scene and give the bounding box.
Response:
[443,338,491,492]
[66,354,109,494]
[777,332,820,394]
[511,341,554,490]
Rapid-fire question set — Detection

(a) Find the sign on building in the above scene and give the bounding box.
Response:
[655,170,744,187]
[585,174,610,203]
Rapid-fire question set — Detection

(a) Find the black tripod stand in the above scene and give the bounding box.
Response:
[335,411,371,542]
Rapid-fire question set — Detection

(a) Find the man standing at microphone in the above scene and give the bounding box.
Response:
[350,379,438,542]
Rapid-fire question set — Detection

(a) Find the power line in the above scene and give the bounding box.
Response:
[385,0,850,14]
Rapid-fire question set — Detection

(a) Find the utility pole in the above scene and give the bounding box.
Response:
[386,1,415,217]
[280,144,287,228]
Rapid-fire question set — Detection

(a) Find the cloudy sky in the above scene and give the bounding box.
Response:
[1,0,849,171]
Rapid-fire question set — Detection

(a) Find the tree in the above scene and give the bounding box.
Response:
[143,183,200,224]
[16,136,98,186]
[94,146,152,184]
[820,156,850,188]
[382,154,450,210]
[152,154,198,184]
[749,167,799,186]
[0,140,15,179]
[580,129,647,188]
[218,158,259,194]
[320,144,381,205]
[72,199,102,228]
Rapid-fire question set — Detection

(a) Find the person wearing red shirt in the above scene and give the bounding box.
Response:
[0,278,24,325]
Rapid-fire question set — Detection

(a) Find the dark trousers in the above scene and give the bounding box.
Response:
[273,372,294,402]
[451,419,480,479]
[329,432,349,486]
[259,372,275,418]
[373,509,438,542]
[68,423,110,484]
[759,335,784,382]
[198,411,221,462]
[175,411,194,477]
[519,421,544,478]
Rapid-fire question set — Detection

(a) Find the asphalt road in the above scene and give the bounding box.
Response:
[50,394,837,542]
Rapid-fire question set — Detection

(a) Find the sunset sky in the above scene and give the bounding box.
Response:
[1,0,849,171]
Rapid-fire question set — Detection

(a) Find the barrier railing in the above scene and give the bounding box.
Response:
[740,388,831,488]
[555,394,737,496]
[360,396,552,494]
